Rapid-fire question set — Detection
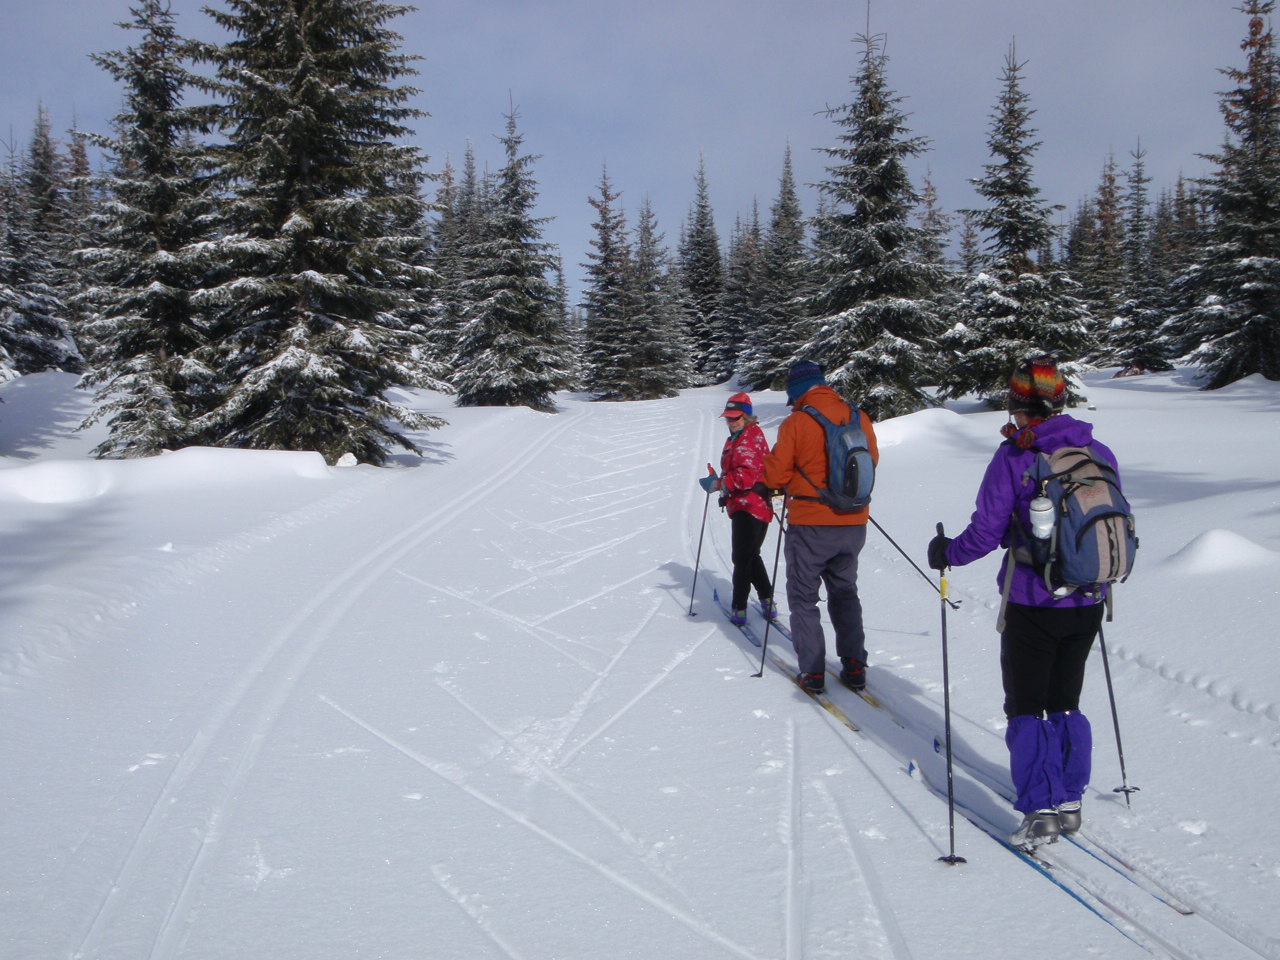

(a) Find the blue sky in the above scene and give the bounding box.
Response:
[1,0,1241,302]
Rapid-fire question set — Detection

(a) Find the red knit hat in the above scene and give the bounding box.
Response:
[721,392,752,418]
[1008,355,1065,416]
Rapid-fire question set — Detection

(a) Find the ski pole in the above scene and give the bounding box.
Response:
[688,464,716,616]
[752,495,789,678]
[1097,623,1139,806]
[935,522,966,865]
[869,516,960,610]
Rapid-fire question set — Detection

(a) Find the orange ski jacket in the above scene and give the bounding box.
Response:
[763,384,879,526]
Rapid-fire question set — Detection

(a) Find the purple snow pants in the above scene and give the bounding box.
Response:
[1000,601,1103,812]
[1006,711,1093,813]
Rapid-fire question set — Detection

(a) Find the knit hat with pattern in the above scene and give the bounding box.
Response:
[1008,355,1066,416]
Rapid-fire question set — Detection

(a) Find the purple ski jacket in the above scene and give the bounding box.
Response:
[946,414,1120,608]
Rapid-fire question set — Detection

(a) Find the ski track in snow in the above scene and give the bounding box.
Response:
[319,695,764,960]
[556,621,714,767]
[429,676,702,913]
[783,718,802,960]
[393,567,610,669]
[814,780,914,960]
[1116,641,1280,729]
[430,862,530,960]
[69,406,595,959]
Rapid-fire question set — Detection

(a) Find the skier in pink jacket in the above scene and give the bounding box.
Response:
[703,393,776,626]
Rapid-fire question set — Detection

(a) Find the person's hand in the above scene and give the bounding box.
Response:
[699,473,720,493]
[927,534,952,571]
[752,481,781,499]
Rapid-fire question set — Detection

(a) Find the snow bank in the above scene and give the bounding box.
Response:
[1162,528,1280,575]
[0,446,331,504]
[875,405,994,449]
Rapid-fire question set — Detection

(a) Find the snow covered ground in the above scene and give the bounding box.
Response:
[1,369,1277,960]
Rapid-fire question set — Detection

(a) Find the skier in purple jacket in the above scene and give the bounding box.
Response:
[928,356,1118,851]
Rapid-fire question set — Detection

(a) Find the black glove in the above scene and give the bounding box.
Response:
[752,481,781,499]
[927,534,953,571]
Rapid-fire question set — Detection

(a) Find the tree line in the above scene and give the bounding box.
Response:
[2,0,1277,464]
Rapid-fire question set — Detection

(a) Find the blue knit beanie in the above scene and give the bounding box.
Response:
[785,361,825,405]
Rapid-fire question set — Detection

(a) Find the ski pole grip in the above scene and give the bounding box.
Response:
[936,522,949,597]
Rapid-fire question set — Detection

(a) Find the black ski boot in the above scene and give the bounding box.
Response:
[839,658,866,691]
[797,672,825,694]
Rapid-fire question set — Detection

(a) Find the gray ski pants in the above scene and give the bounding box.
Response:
[784,523,868,676]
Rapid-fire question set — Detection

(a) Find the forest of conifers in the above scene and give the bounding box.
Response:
[2,0,1277,464]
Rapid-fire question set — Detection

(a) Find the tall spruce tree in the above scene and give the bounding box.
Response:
[423,156,468,372]
[796,34,946,420]
[1079,154,1127,359]
[1176,0,1280,386]
[720,205,767,381]
[77,0,217,456]
[452,110,572,409]
[736,148,808,390]
[580,167,636,398]
[193,0,444,464]
[1111,145,1174,372]
[627,197,693,397]
[678,157,729,384]
[937,50,1092,407]
[0,146,78,377]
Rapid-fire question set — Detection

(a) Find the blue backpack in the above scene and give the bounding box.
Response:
[1015,444,1138,594]
[794,404,875,512]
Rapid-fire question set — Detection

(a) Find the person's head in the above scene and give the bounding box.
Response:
[721,392,755,431]
[1007,354,1066,422]
[785,361,826,406]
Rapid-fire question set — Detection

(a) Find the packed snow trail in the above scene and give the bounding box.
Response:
[3,375,1279,959]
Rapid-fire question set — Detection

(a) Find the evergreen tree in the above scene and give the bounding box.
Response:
[737,147,809,390]
[194,0,444,464]
[452,110,572,409]
[627,197,693,397]
[937,50,1092,407]
[1077,155,1127,361]
[23,107,70,254]
[1176,0,1280,386]
[423,156,467,372]
[1111,145,1175,373]
[678,157,729,384]
[914,171,954,269]
[580,166,636,398]
[915,171,963,318]
[580,172,690,400]
[957,213,983,274]
[76,0,217,456]
[796,34,946,420]
[1153,178,1209,358]
[0,146,78,376]
[720,204,767,381]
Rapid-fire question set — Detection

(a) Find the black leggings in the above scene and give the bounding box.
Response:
[730,511,773,610]
[1000,601,1104,718]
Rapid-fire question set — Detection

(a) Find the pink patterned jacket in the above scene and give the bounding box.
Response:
[719,422,773,524]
